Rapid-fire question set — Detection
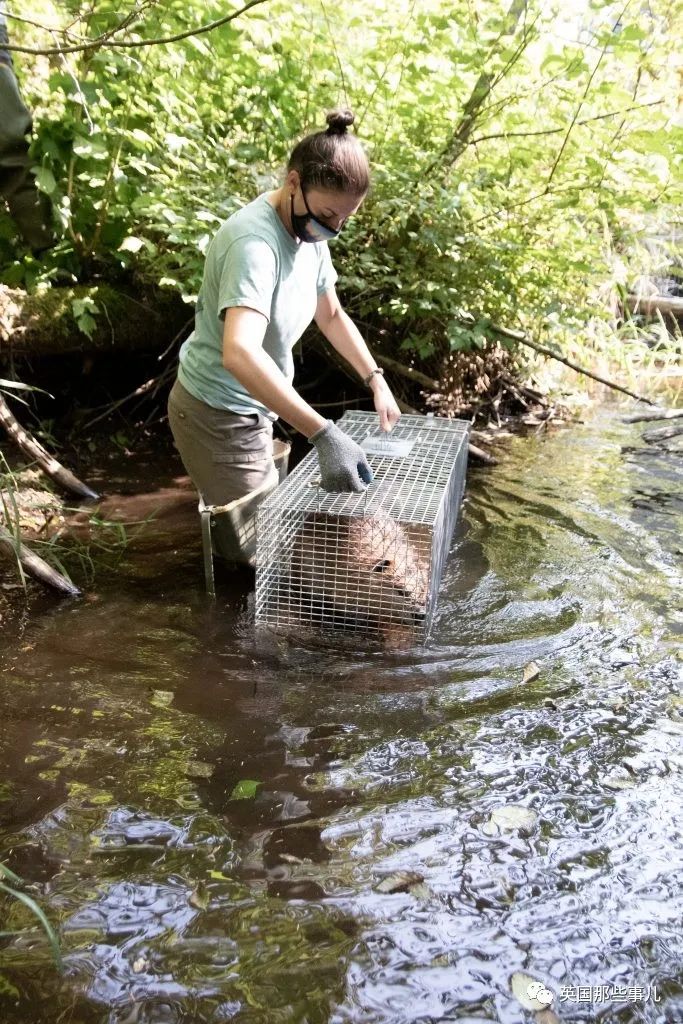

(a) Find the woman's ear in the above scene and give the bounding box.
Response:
[285,169,299,195]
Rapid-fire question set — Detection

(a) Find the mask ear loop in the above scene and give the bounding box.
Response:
[300,184,314,218]
[300,183,341,238]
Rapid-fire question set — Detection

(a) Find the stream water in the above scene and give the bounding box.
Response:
[0,404,681,1024]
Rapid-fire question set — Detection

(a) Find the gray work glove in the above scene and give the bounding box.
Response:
[308,419,374,492]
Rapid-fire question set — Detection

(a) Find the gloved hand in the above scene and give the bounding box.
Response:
[308,420,374,492]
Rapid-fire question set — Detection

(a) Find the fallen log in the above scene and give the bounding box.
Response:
[468,442,499,465]
[642,422,683,444]
[622,408,683,423]
[0,393,99,500]
[626,293,683,320]
[0,525,80,596]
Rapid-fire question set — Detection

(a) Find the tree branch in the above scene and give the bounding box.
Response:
[489,323,656,405]
[0,526,81,596]
[472,181,598,225]
[469,100,662,145]
[543,0,633,191]
[1,0,269,55]
[374,353,440,390]
[423,0,531,177]
[0,394,99,499]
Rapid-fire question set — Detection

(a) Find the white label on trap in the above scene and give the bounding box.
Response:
[361,435,416,458]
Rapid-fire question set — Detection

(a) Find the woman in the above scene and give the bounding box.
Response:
[0,11,54,251]
[167,108,401,511]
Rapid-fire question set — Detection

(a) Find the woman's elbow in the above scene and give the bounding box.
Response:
[222,338,247,373]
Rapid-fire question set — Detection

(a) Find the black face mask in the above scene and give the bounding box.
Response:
[290,188,343,243]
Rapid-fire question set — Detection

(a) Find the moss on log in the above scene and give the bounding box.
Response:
[0,283,189,355]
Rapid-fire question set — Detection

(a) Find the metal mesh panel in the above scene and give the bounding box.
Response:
[255,412,469,642]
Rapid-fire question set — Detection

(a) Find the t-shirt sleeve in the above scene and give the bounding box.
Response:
[217,235,278,322]
[316,243,338,296]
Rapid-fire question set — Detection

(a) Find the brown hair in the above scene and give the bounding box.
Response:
[287,109,370,195]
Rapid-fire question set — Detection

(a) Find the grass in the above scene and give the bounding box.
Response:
[0,863,63,971]
[0,452,29,591]
[529,313,683,409]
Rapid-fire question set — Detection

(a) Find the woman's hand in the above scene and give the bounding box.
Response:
[371,375,401,432]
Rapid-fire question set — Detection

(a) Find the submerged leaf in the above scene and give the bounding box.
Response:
[523,661,541,683]
[375,870,424,894]
[189,883,210,910]
[602,773,636,790]
[482,805,538,836]
[229,779,262,801]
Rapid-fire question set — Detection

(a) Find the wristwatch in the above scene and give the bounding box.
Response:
[363,367,385,388]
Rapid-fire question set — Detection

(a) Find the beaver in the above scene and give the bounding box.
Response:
[288,511,430,637]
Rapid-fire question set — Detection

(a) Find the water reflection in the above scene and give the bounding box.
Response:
[0,405,682,1023]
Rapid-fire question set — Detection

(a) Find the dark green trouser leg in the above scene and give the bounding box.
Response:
[0,59,54,251]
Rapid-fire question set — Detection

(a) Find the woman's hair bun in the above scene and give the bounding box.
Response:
[325,108,355,134]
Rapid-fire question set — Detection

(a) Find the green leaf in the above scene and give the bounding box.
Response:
[617,24,649,42]
[118,236,145,253]
[76,312,97,339]
[34,167,56,194]
[229,779,262,801]
[0,972,20,998]
[72,134,109,160]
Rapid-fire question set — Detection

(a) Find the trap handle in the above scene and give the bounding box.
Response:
[308,477,373,511]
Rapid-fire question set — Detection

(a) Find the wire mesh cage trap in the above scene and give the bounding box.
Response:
[254,411,470,642]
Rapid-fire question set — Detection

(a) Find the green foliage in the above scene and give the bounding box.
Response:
[2,0,681,367]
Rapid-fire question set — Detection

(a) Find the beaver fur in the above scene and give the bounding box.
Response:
[289,511,430,637]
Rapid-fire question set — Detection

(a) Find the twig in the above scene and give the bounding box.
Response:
[489,323,655,405]
[0,526,80,596]
[82,376,158,430]
[158,316,194,361]
[626,294,683,319]
[0,394,99,499]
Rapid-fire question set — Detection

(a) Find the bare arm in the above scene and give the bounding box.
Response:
[222,306,326,438]
[314,287,401,431]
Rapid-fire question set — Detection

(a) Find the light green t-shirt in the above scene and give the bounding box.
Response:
[178,191,338,419]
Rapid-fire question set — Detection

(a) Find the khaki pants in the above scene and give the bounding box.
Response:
[168,378,275,506]
[0,61,54,250]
